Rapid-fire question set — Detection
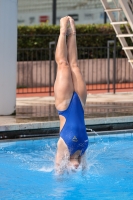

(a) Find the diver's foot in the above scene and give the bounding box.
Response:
[66,21,73,36]
[60,16,69,35]
[68,16,76,35]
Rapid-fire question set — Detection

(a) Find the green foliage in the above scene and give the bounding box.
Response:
[18,23,132,60]
[18,23,117,49]
[76,24,116,47]
[18,24,59,49]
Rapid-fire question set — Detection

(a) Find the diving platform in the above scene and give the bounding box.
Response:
[101,0,133,68]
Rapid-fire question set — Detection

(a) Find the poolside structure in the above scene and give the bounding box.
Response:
[0,0,17,115]
[101,0,133,68]
[17,0,107,25]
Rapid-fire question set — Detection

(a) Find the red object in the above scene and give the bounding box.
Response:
[39,16,49,23]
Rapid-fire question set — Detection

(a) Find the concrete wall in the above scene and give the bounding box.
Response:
[0,0,17,115]
[17,58,133,88]
[17,60,56,87]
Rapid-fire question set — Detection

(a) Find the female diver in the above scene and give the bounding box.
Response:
[54,16,89,172]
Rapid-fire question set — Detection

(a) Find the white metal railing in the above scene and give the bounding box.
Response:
[101,0,133,68]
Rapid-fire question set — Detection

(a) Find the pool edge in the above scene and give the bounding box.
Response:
[0,115,133,140]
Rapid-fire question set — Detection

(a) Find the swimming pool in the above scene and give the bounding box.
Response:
[0,133,133,200]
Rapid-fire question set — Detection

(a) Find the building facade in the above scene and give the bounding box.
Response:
[18,0,110,25]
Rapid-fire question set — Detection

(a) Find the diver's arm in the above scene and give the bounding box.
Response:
[55,150,63,166]
[55,138,69,173]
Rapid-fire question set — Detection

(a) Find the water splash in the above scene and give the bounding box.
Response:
[0,137,105,177]
[86,128,98,135]
[86,128,103,143]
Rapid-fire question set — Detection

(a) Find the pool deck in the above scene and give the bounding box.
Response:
[0,92,133,134]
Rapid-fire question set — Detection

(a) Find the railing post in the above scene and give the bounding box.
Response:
[113,35,116,94]
[107,40,115,93]
[52,0,57,25]
[49,41,55,96]
[107,41,110,93]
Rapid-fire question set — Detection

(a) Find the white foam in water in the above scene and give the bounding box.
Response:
[0,138,104,177]
[0,141,56,173]
[54,147,102,176]
[38,166,54,172]
[29,155,55,172]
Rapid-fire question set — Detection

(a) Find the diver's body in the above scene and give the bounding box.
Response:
[54,16,88,171]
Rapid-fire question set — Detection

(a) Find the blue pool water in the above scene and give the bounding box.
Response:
[0,133,133,200]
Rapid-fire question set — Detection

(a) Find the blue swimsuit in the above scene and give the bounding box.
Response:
[58,92,89,156]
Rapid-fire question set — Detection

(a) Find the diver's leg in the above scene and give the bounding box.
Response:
[67,16,87,106]
[54,16,74,111]
[54,17,74,170]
